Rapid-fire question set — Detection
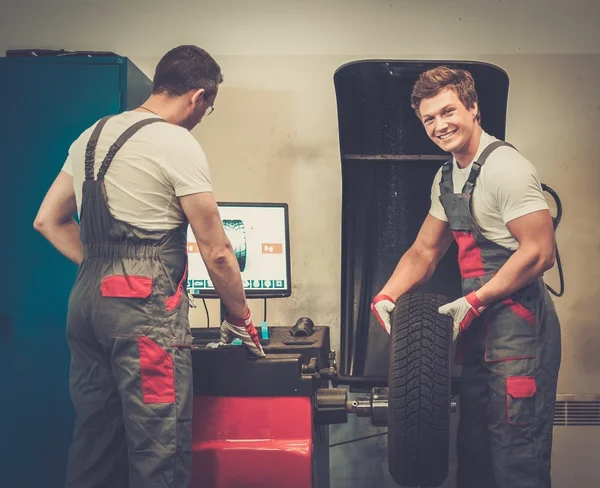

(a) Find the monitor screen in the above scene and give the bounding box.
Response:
[187,202,291,298]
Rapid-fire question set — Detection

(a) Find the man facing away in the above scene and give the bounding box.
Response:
[34,45,264,488]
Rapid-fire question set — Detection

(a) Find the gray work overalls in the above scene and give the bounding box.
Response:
[439,141,562,488]
[65,116,193,488]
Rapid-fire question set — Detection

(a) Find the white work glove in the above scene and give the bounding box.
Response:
[370,294,396,334]
[220,309,266,358]
[438,291,486,341]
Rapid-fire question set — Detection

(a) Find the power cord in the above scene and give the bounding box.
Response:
[541,183,565,297]
[202,298,210,327]
[546,248,564,298]
[329,431,388,448]
[263,298,267,323]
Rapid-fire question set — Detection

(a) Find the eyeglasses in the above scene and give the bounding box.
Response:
[201,93,215,116]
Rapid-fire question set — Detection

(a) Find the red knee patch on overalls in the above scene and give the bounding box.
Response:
[506,376,536,425]
[138,337,176,404]
[101,275,152,299]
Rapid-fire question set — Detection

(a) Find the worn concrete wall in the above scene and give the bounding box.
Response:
[1,1,599,487]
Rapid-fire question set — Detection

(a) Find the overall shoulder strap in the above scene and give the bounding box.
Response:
[439,159,454,195]
[462,141,516,194]
[84,116,114,182]
[96,118,165,180]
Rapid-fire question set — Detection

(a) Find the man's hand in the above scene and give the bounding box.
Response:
[33,171,83,265]
[371,295,396,334]
[220,309,265,357]
[438,291,485,340]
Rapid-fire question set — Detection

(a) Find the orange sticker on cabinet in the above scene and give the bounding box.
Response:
[262,243,283,254]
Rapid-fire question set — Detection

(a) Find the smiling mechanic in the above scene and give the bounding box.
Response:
[371,66,561,488]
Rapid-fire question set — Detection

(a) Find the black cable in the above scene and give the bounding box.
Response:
[202,298,210,327]
[545,247,565,297]
[541,183,562,229]
[329,431,388,448]
[541,183,565,297]
[263,298,267,323]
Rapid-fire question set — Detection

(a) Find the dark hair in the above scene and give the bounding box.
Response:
[152,45,223,99]
[411,66,480,123]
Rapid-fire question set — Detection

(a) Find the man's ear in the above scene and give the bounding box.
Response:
[191,88,205,105]
[470,102,479,120]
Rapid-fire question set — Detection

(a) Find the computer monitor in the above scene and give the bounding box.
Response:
[187,202,291,299]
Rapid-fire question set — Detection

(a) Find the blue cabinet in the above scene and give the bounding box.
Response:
[0,55,152,488]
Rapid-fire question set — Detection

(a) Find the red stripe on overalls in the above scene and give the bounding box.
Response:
[452,231,485,278]
[501,298,535,325]
[138,337,176,404]
[165,263,188,311]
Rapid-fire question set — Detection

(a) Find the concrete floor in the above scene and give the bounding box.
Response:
[329,391,459,488]
[328,392,600,488]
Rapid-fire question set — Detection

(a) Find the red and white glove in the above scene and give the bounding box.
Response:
[371,294,396,334]
[438,291,485,341]
[220,309,266,358]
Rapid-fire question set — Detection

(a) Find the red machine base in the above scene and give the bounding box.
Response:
[192,396,313,488]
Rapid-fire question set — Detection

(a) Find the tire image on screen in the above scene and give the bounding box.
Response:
[223,219,247,272]
[387,292,452,487]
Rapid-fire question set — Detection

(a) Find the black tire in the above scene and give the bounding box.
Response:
[388,293,452,487]
[223,219,247,272]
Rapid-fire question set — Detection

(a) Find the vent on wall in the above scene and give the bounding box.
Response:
[554,394,600,426]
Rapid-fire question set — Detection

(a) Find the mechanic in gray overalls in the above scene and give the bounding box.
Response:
[34,45,264,488]
[371,66,561,487]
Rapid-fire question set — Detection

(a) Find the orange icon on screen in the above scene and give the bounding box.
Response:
[187,242,199,253]
[262,243,283,254]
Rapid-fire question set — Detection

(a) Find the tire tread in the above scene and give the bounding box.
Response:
[388,293,452,487]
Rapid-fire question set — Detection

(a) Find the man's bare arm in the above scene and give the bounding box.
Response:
[33,171,83,265]
[180,192,248,318]
[475,210,555,306]
[379,213,454,300]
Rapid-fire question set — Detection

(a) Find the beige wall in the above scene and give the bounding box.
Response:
[2,1,599,485]
[1,0,598,56]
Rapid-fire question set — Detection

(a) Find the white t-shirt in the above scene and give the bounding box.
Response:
[429,131,549,251]
[62,111,212,231]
